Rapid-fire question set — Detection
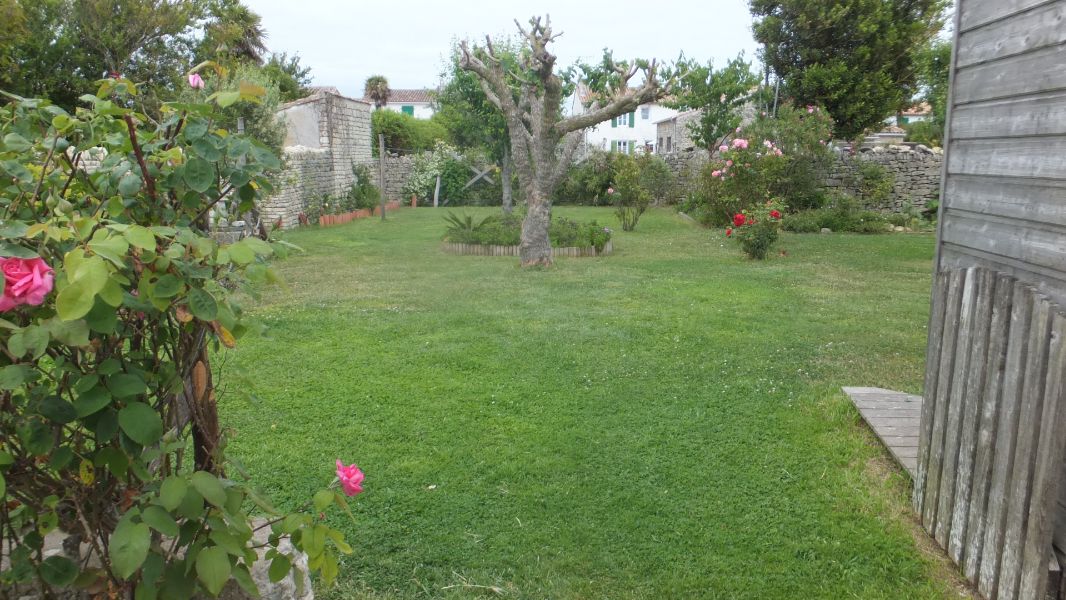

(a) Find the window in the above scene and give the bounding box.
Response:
[641,106,651,120]
[616,140,629,153]
[658,137,663,152]
[666,136,673,152]
[401,105,414,116]
[616,113,629,126]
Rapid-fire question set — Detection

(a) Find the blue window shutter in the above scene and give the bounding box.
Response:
[402,105,414,116]
[629,111,636,128]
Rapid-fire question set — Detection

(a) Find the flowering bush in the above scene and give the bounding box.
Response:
[726,199,787,259]
[0,74,355,597]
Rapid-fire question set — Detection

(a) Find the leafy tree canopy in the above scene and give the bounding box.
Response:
[667,54,759,153]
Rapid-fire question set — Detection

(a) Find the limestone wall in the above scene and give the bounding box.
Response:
[261,90,373,228]
[825,145,943,211]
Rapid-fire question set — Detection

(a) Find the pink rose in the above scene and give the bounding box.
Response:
[711,170,721,177]
[763,140,773,148]
[607,187,615,195]
[719,145,728,153]
[806,105,815,114]
[188,73,205,90]
[335,460,364,496]
[726,160,733,167]
[731,138,748,149]
[0,257,54,311]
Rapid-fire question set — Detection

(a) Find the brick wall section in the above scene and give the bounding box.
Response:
[261,90,373,228]
[825,145,943,211]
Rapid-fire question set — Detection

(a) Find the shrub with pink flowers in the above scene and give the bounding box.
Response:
[0,70,356,597]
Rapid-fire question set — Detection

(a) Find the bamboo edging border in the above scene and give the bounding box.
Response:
[441,240,612,258]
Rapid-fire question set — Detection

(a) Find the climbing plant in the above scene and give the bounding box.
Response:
[0,70,357,598]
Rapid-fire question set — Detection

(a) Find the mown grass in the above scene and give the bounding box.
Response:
[218,207,961,599]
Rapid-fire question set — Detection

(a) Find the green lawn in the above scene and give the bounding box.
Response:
[219,207,957,599]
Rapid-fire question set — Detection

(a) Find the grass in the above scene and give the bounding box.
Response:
[218,207,964,599]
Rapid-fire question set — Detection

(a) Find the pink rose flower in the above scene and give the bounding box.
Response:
[711,170,721,177]
[731,138,748,149]
[607,187,615,195]
[726,160,733,167]
[806,105,815,114]
[335,460,364,496]
[719,144,728,153]
[763,140,773,148]
[188,73,205,90]
[0,257,54,311]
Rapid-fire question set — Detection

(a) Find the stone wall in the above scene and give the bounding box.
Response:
[261,90,373,228]
[379,153,420,203]
[824,145,943,211]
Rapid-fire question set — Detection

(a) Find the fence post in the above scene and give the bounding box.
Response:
[378,134,386,221]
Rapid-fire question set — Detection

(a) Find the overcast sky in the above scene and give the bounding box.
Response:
[242,0,761,98]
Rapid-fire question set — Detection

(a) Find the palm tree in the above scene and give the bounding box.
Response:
[364,75,390,109]
[204,0,267,64]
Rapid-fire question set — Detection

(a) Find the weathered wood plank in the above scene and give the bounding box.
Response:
[951,92,1066,140]
[956,2,1066,68]
[938,245,1066,309]
[940,211,1066,276]
[997,297,1054,600]
[948,136,1066,179]
[1019,313,1066,599]
[964,273,1016,581]
[917,272,952,513]
[949,269,996,563]
[944,176,1066,228]
[959,0,1058,31]
[937,268,980,547]
[924,269,967,530]
[953,43,1066,104]
[978,283,1036,598]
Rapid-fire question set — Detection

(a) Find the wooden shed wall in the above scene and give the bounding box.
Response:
[936,0,1066,551]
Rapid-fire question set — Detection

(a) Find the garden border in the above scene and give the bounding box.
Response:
[442,240,613,257]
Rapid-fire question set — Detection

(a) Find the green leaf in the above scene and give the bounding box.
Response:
[2,132,31,152]
[88,232,130,268]
[0,364,29,389]
[141,505,179,537]
[159,476,187,511]
[313,489,334,512]
[268,554,291,583]
[241,237,273,256]
[183,119,208,140]
[109,516,151,580]
[39,396,77,424]
[184,158,214,193]
[196,546,231,596]
[94,447,129,478]
[46,318,90,346]
[187,288,218,321]
[40,555,78,587]
[227,241,255,265]
[56,279,97,321]
[231,564,260,598]
[124,225,156,250]
[153,275,182,298]
[108,373,147,398]
[73,385,111,417]
[212,91,241,108]
[118,173,142,197]
[0,472,5,499]
[190,471,227,507]
[0,221,28,238]
[118,402,163,446]
[0,241,39,258]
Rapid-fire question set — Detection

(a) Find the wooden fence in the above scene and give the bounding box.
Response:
[441,240,612,258]
[915,266,1066,600]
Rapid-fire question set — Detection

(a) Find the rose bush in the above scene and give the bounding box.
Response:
[0,71,356,598]
[726,199,787,259]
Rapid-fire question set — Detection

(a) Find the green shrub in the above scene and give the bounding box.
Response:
[782,193,890,233]
[855,162,894,207]
[742,102,835,210]
[443,213,611,250]
[611,155,652,231]
[904,120,942,147]
[553,149,618,205]
[372,109,448,156]
[345,164,381,211]
[725,199,787,259]
[637,154,677,205]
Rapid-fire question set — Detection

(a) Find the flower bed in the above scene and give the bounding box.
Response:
[442,240,613,257]
[319,200,402,226]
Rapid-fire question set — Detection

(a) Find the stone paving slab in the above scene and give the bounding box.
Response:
[843,386,923,479]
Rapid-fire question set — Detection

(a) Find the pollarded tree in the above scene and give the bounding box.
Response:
[459,16,668,266]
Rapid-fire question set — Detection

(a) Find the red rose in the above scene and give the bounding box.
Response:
[770,210,781,219]
[746,216,756,225]
[725,227,733,237]
[733,213,746,227]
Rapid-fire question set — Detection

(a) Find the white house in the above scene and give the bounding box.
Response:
[584,102,679,154]
[367,89,435,119]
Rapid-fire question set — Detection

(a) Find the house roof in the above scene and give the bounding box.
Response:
[902,102,932,116]
[653,108,699,125]
[374,89,435,104]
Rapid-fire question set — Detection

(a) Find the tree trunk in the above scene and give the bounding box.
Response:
[501,146,513,214]
[520,192,552,266]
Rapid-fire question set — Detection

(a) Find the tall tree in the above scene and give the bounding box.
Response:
[750,0,946,139]
[364,75,390,109]
[667,54,759,155]
[436,43,517,212]
[914,38,951,132]
[263,51,313,102]
[199,0,268,64]
[73,0,202,74]
[459,16,668,266]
